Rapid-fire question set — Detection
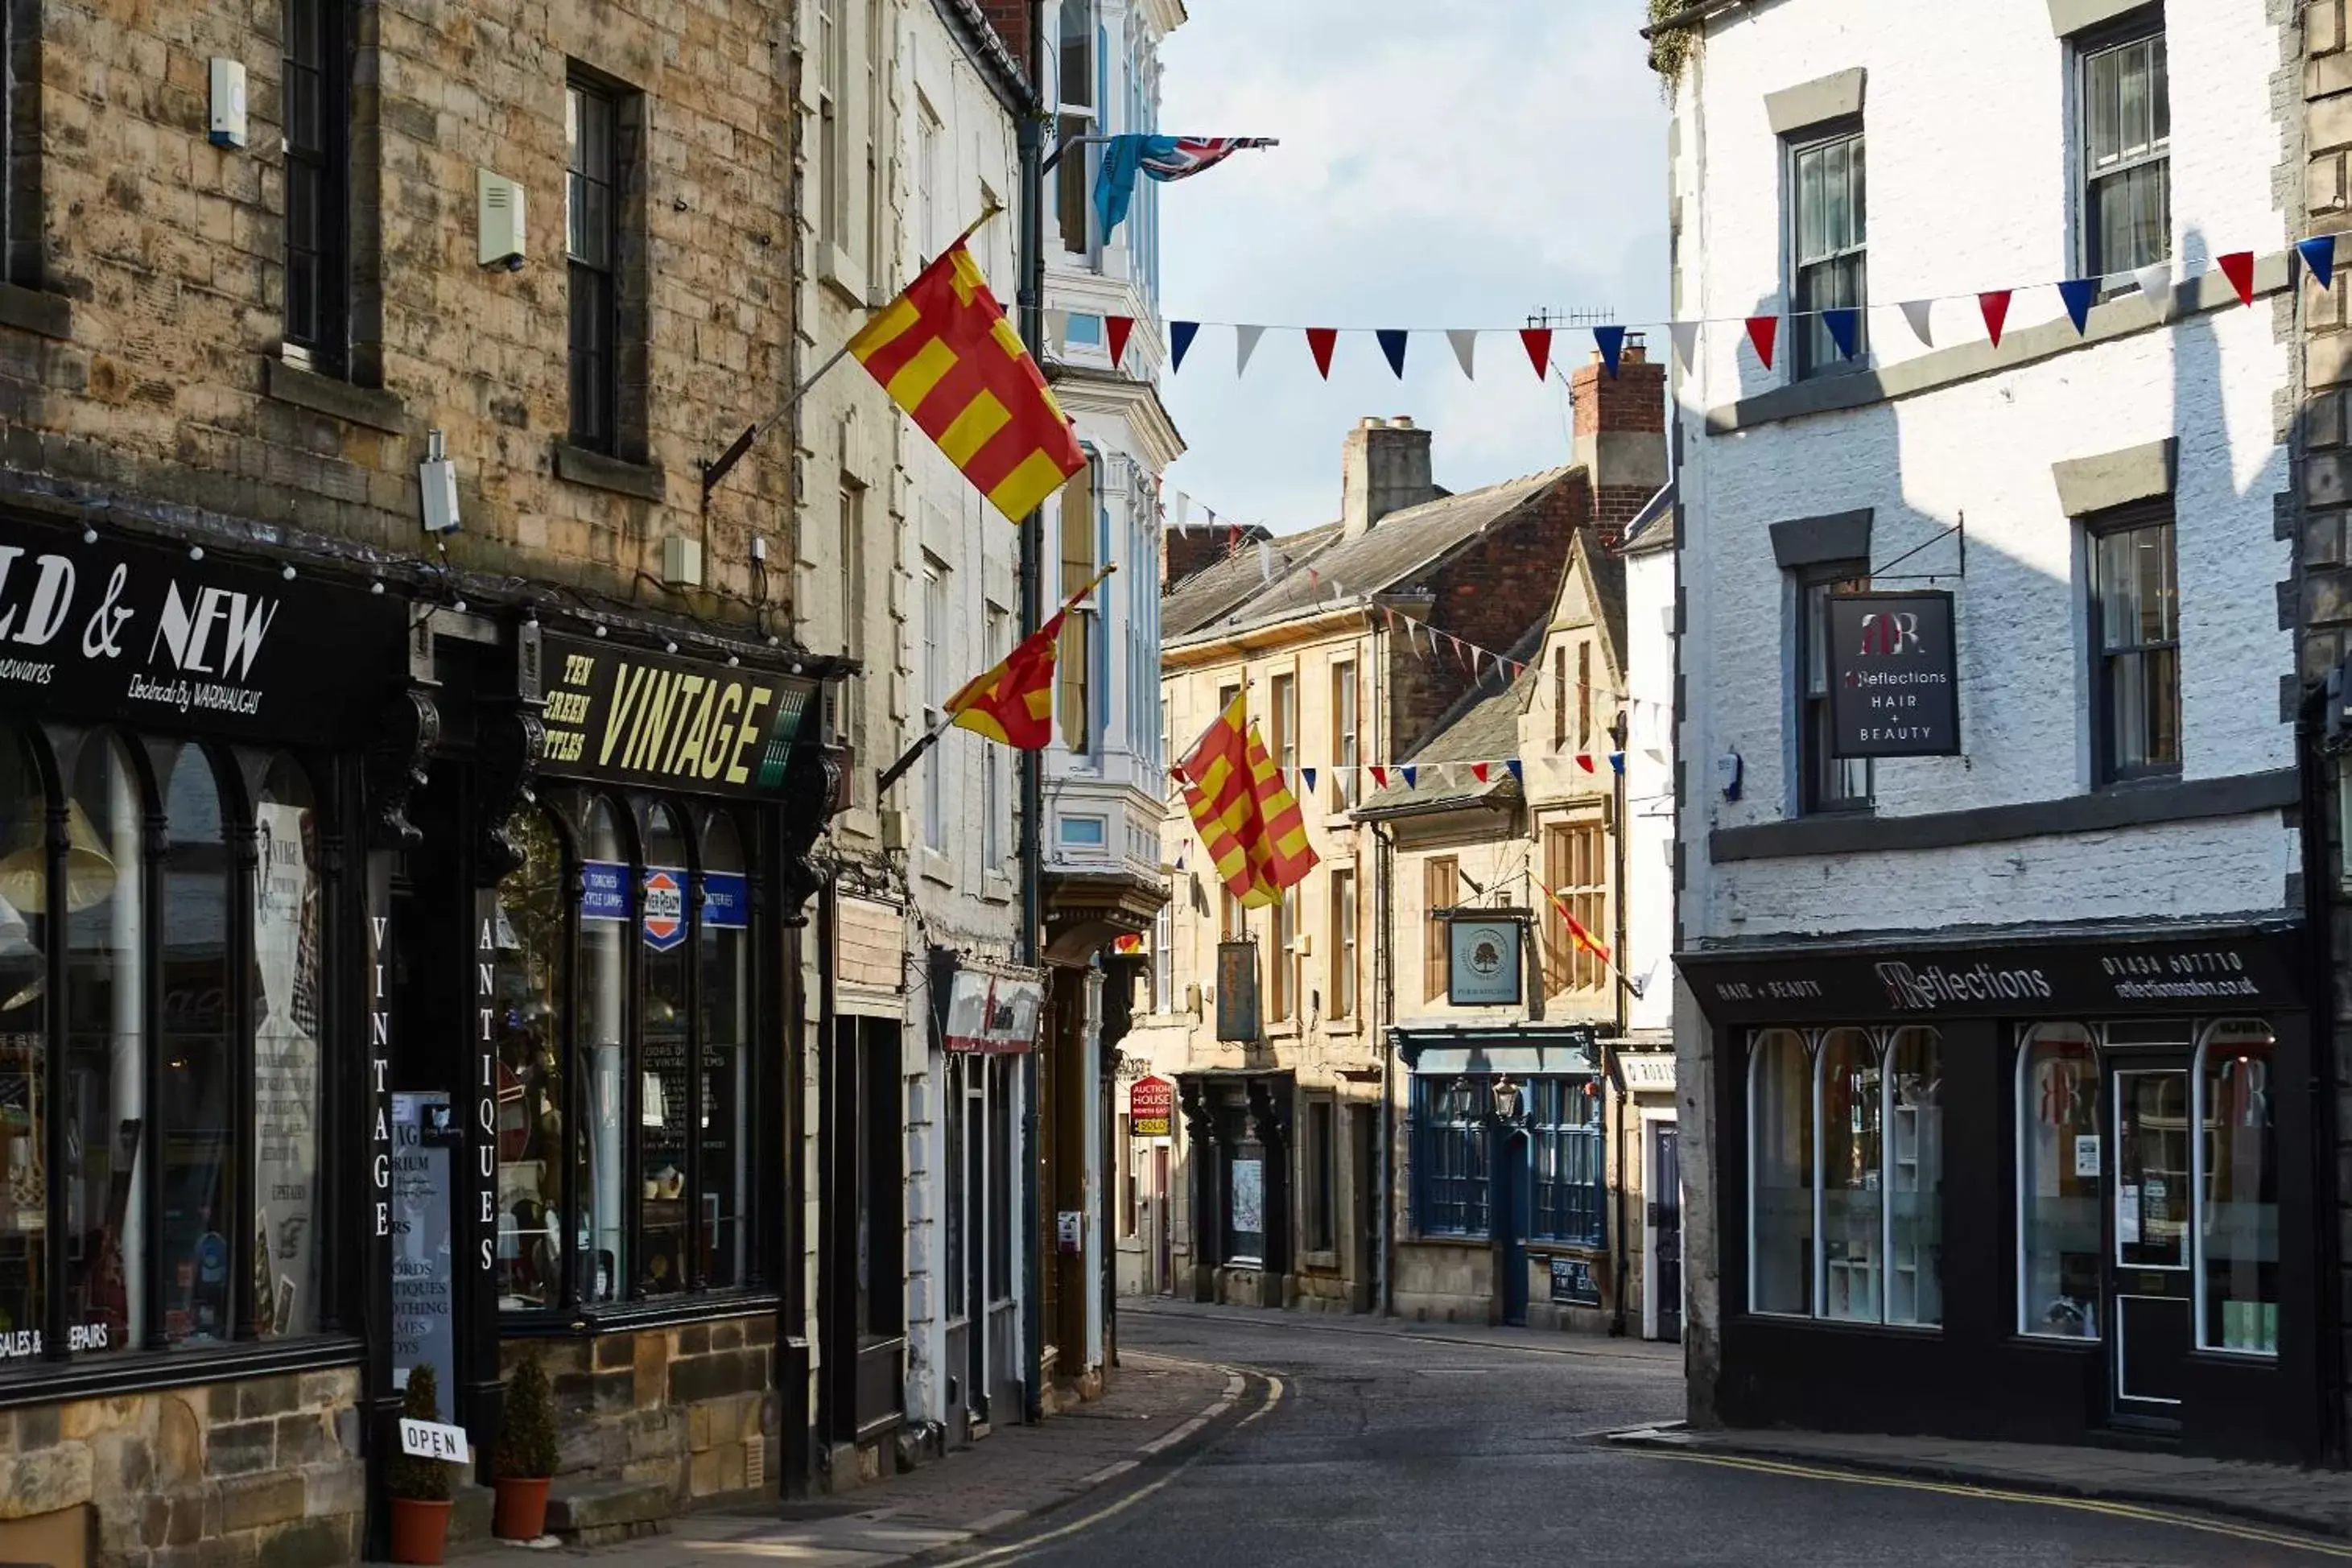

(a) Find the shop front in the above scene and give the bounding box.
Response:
[0,513,409,1566]
[1681,921,2324,1463]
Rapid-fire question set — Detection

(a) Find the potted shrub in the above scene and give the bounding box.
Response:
[388,1365,454,1565]
[492,1347,559,1540]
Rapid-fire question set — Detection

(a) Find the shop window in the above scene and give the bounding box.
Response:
[1223,1137,1265,1265]
[1819,1028,1882,1322]
[1409,1077,1488,1238]
[1747,1029,1814,1316]
[511,790,769,1312]
[1529,1078,1604,1247]
[1302,1099,1335,1253]
[2195,1020,2277,1354]
[1885,1027,1943,1327]
[2018,1022,2102,1338]
[0,727,336,1370]
[494,808,568,1310]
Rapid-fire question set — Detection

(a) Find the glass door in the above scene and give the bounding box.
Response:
[2111,1066,2192,1418]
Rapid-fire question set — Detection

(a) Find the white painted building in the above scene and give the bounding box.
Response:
[1660,0,2315,1462]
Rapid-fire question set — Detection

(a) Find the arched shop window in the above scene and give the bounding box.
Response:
[2018,1023,2102,1339]
[0,724,335,1372]
[498,788,770,1314]
[2195,1020,2277,1355]
[1748,1025,1945,1326]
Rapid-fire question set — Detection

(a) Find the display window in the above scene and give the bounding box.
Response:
[2193,1020,2277,1356]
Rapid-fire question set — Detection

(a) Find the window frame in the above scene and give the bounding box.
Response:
[2074,9,2171,282]
[2086,505,2181,786]
[1409,1076,1488,1239]
[1422,856,1457,1004]
[1785,119,1867,381]
[1054,0,1097,257]
[1542,819,1607,996]
[1329,868,1356,1021]
[1331,662,1359,811]
[282,0,351,374]
[921,555,949,853]
[1302,1096,1336,1255]
[1796,567,1874,814]
[1528,1078,1606,1247]
[566,76,623,454]
[2190,1018,2279,1358]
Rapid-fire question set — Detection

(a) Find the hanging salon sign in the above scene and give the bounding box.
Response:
[538,633,815,798]
[0,518,403,741]
[1828,591,1960,758]
[1680,924,2303,1024]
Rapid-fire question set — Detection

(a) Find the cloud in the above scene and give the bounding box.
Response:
[1155,0,1669,533]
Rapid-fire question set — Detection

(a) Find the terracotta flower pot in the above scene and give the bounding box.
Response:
[390,1499,452,1566]
[493,1475,553,1541]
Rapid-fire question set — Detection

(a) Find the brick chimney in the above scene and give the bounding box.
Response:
[1570,334,1667,547]
[1340,416,1438,539]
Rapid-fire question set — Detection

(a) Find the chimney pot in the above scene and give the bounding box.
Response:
[1341,416,1437,539]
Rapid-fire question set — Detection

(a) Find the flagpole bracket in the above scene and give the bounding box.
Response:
[1867,514,1967,583]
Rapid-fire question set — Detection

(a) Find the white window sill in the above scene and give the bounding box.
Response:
[919,847,954,887]
[819,242,867,308]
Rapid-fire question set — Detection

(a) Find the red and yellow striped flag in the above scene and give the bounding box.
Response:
[848,239,1086,523]
[1547,887,1614,967]
[942,568,1112,749]
[1176,694,1318,909]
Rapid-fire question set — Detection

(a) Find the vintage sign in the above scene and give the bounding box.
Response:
[1215,941,1261,1042]
[398,1419,471,1463]
[1681,923,2301,1023]
[642,868,687,951]
[0,518,403,741]
[1549,1256,1602,1306]
[1616,1051,1676,1093]
[943,964,1046,1054]
[1446,911,1525,1007]
[1129,1075,1175,1137]
[581,861,631,922]
[538,633,814,797]
[1828,590,1960,758]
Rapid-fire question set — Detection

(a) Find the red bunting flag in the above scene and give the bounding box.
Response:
[2218,251,2256,307]
[1471,763,1492,783]
[1306,328,1338,378]
[1575,753,1596,774]
[1979,290,2012,349]
[1370,765,1390,789]
[1521,327,1553,380]
[1745,316,1779,369]
[1108,315,1135,367]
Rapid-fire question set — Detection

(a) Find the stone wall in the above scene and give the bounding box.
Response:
[520,1316,777,1514]
[0,1368,363,1568]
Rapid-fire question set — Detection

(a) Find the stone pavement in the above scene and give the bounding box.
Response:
[1610,1422,2352,1541]
[504,1351,1242,1566]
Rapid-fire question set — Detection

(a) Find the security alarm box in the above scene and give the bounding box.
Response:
[477,170,526,269]
[208,59,247,148]
[419,431,460,534]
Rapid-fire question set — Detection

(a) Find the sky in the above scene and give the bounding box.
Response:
[1153,0,1671,536]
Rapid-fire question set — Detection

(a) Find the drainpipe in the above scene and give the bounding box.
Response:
[2299,681,2346,1464]
[1611,710,1630,1336]
[1373,819,1395,1318]
[1017,1,1046,1426]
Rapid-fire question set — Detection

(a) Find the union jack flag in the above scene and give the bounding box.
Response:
[1095,134,1277,237]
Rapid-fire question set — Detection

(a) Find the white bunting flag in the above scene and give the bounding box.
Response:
[1668,321,1699,373]
[2135,262,2173,317]
[1174,491,1190,530]
[1045,309,1071,353]
[1447,329,1479,380]
[1236,324,1266,376]
[1257,541,1273,582]
[1898,299,1935,348]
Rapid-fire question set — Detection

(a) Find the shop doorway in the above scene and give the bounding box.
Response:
[1647,1121,1682,1343]
[1496,1131,1532,1327]
[1152,1144,1173,1295]
[2109,1063,2192,1422]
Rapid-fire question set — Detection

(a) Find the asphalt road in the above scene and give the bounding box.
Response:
[962,1302,2351,1568]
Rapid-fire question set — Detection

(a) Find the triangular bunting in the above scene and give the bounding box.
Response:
[2135,262,2173,317]
[1107,315,1134,368]
[1505,760,1524,786]
[2058,278,2098,336]
[1306,327,1339,379]
[1592,324,1626,378]
[1607,752,1625,775]
[2218,251,2255,307]
[1978,290,2012,349]
[1301,766,1317,794]
[1447,328,1478,379]
[1401,765,1417,790]
[1898,299,1934,348]
[1669,321,1699,373]
[1521,327,1553,380]
[1045,309,1071,351]
[1575,753,1596,774]
[1370,765,1389,789]
[1256,540,1273,582]
[1470,763,1492,783]
[1170,320,1198,373]
[1745,315,1779,369]
[1376,328,1408,379]
[2301,235,2338,291]
[1235,324,1265,375]
[1822,307,1860,362]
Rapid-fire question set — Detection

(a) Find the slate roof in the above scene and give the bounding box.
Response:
[1352,663,1537,819]
[1618,481,1676,556]
[1164,467,1572,645]
[1581,531,1629,675]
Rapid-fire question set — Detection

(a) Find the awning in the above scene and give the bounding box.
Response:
[1393,1025,1599,1078]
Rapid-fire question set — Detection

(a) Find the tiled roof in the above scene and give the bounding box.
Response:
[1618,481,1676,556]
[1161,523,1342,638]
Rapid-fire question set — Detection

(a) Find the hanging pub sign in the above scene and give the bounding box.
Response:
[1215,940,1260,1042]
[0,516,404,741]
[1129,1075,1174,1137]
[943,963,1046,1054]
[538,632,815,798]
[1445,910,1526,1006]
[1827,590,1960,758]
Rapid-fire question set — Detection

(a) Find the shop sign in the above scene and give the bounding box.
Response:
[581,861,631,922]
[1617,1052,1675,1093]
[538,633,813,798]
[0,518,402,741]
[398,1420,471,1463]
[1549,1256,1601,1306]
[642,867,687,951]
[1681,925,2301,1023]
[704,872,749,929]
[1216,941,1260,1042]
[943,964,1046,1054]
[1129,1075,1174,1137]
[1828,591,1960,758]
[1445,911,1525,1006]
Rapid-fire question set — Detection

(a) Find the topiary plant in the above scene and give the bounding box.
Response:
[493,1347,559,1480]
[389,1364,453,1502]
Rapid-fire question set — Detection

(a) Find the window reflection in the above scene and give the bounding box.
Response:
[1748,1030,1813,1316]
[495,809,567,1310]
[699,811,749,1290]
[251,754,322,1339]
[159,746,230,1345]
[2020,1024,2101,1339]
[0,732,48,1354]
[64,733,142,1353]
[638,805,689,1294]
[2197,1021,2276,1355]
[579,798,628,1304]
